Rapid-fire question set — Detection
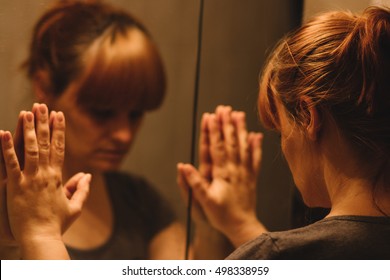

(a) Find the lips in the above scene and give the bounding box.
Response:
[96,149,128,161]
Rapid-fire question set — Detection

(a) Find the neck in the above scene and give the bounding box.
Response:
[319,121,390,217]
[326,177,390,217]
[322,154,390,217]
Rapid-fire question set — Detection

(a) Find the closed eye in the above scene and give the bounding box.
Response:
[128,111,144,121]
[89,109,115,120]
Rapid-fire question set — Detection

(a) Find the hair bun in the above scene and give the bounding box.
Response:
[356,6,390,115]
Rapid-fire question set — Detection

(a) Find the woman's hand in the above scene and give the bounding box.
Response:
[0,104,91,259]
[177,106,266,248]
[0,112,26,247]
[0,131,16,246]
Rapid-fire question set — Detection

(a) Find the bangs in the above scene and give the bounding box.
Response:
[76,28,166,111]
[258,63,281,131]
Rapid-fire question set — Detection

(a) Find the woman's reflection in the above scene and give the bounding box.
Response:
[22,0,183,259]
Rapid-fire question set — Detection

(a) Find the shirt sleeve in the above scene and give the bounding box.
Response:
[226,233,279,260]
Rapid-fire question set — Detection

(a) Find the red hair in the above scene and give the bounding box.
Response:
[259,6,390,165]
[24,0,165,111]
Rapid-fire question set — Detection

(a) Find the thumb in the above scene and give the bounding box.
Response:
[177,163,190,204]
[68,173,91,216]
[180,163,209,205]
[63,172,86,199]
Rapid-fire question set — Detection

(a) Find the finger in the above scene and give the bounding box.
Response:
[13,111,26,170]
[232,111,250,167]
[180,163,209,205]
[0,131,6,182]
[1,131,22,183]
[68,173,91,216]
[198,113,212,180]
[218,106,240,164]
[177,163,190,203]
[208,113,226,168]
[177,163,208,223]
[0,131,14,243]
[251,133,264,174]
[23,112,39,176]
[63,172,86,199]
[35,104,51,167]
[248,132,263,175]
[50,111,65,170]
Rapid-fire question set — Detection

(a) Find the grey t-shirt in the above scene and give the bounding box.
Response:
[227,216,390,259]
[67,172,176,260]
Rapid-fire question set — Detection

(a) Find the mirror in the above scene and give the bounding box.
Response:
[0,0,303,237]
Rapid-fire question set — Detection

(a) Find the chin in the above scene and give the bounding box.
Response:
[93,160,123,172]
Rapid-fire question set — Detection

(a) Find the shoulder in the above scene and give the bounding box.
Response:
[226,232,278,260]
[227,216,390,259]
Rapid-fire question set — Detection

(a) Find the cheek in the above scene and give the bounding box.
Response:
[283,138,329,207]
[125,117,144,141]
[133,119,143,134]
[281,136,298,171]
[281,134,308,189]
[64,111,106,150]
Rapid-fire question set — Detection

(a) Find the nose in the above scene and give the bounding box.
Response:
[110,114,134,144]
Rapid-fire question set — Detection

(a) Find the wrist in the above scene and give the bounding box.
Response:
[17,229,63,245]
[19,236,69,260]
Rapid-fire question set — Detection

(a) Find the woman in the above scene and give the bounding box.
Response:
[5,4,390,260]
[178,6,390,259]
[2,0,236,260]
[2,0,184,260]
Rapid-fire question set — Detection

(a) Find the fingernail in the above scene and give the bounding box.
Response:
[184,166,192,175]
[26,112,33,122]
[57,112,64,122]
[85,173,92,183]
[3,132,11,142]
[39,104,47,114]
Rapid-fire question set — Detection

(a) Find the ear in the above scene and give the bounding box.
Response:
[32,70,52,104]
[300,96,321,141]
